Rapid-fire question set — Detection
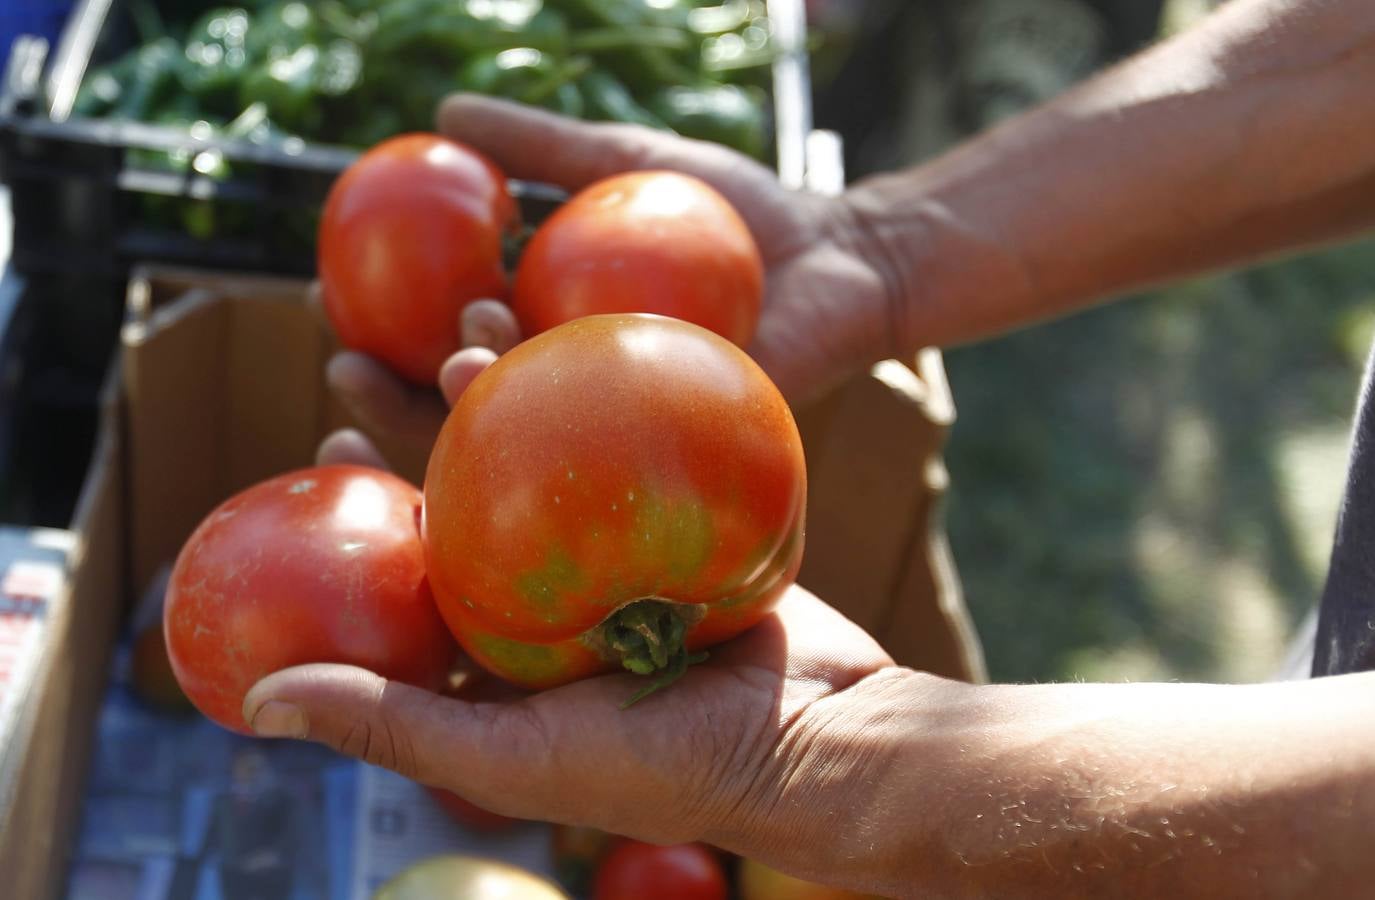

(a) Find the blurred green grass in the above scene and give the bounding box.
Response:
[943,240,1375,683]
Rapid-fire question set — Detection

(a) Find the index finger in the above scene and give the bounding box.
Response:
[437,93,760,194]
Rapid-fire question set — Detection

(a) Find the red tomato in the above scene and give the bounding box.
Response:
[512,171,764,347]
[422,314,806,690]
[164,465,456,734]
[737,858,880,900]
[427,786,521,832]
[319,133,517,384]
[592,841,728,900]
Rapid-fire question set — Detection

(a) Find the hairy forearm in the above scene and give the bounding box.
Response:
[798,670,1375,899]
[838,0,1375,352]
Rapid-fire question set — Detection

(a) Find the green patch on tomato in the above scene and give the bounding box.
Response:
[515,546,589,610]
[632,488,716,582]
[469,631,567,684]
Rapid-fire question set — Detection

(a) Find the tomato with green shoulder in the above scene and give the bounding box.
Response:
[422,314,805,698]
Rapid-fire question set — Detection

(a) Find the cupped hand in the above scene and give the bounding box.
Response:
[324,94,899,450]
[299,352,909,885]
[242,579,904,863]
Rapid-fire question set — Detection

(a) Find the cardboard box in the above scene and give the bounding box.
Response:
[0,266,983,898]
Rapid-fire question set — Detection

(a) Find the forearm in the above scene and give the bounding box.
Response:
[813,670,1375,899]
[838,0,1375,351]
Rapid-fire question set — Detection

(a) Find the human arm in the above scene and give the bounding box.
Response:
[845,0,1375,351]
[244,580,1375,899]
[328,0,1375,435]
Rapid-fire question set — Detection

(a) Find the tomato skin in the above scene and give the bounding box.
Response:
[319,133,516,384]
[165,465,456,734]
[512,171,764,347]
[422,314,805,689]
[592,841,728,900]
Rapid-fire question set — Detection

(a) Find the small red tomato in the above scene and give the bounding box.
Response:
[319,133,517,384]
[164,465,455,734]
[593,841,728,900]
[512,170,764,347]
[427,787,521,832]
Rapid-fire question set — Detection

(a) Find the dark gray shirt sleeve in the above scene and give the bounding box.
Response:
[1313,344,1375,676]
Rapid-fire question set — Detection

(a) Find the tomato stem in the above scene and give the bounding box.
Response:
[585,599,708,707]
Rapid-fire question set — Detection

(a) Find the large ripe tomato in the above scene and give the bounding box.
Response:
[737,858,881,900]
[512,171,764,347]
[374,855,569,900]
[422,314,806,691]
[592,841,728,900]
[318,133,516,384]
[164,465,456,734]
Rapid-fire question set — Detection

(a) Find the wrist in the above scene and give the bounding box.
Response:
[703,666,963,895]
[830,174,1034,357]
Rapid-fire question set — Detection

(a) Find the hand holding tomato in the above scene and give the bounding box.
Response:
[243,583,902,894]
[323,93,903,452]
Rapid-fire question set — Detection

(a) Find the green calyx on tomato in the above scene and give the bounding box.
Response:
[583,599,709,706]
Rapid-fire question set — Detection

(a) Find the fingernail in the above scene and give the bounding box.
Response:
[250,700,308,738]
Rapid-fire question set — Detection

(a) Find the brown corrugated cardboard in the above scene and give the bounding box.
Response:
[0,373,123,900]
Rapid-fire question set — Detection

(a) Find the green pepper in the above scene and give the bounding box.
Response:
[72,53,139,118]
[239,43,322,132]
[686,0,753,35]
[111,37,182,120]
[371,0,561,56]
[579,69,668,129]
[459,48,591,117]
[179,8,252,112]
[244,1,317,62]
[339,107,405,148]
[648,83,765,157]
[546,0,700,87]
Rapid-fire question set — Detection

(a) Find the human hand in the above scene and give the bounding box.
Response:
[324,94,901,451]
[242,579,905,881]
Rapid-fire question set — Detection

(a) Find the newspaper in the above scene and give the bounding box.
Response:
[0,526,78,819]
[65,638,557,900]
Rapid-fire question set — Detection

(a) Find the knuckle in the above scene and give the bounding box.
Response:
[335,715,420,781]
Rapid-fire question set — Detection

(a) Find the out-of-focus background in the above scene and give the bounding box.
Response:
[1,1,1374,896]
[812,0,1375,684]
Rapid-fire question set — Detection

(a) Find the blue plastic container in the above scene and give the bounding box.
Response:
[0,0,76,76]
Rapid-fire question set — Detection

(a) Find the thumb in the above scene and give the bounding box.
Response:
[241,664,531,799]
